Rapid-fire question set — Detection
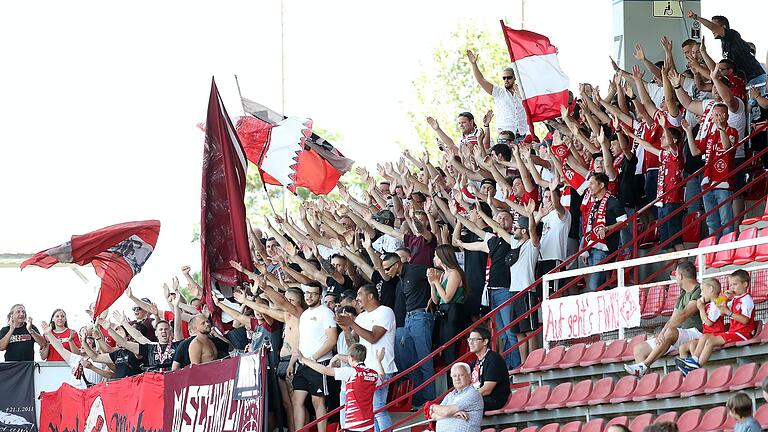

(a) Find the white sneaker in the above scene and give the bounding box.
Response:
[623,363,647,377]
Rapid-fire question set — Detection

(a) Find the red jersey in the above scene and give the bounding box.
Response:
[656,147,684,204]
[335,365,379,432]
[638,121,662,170]
[703,302,726,334]
[697,127,738,190]
[727,293,756,336]
[163,310,190,338]
[46,328,81,361]
[99,326,117,348]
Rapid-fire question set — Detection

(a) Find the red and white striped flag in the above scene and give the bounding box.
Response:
[500,22,570,125]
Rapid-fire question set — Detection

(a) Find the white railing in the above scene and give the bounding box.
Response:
[541,234,768,346]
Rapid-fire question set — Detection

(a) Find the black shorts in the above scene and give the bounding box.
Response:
[510,291,539,334]
[276,355,292,379]
[292,361,329,396]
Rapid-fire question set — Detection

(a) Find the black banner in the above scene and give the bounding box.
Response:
[0,362,37,432]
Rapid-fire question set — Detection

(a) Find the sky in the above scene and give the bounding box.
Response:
[1,0,766,346]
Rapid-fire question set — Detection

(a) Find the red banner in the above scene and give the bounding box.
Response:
[40,373,164,432]
[163,356,265,432]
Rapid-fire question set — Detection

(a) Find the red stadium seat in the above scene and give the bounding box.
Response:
[606,416,628,427]
[702,365,733,394]
[642,285,666,319]
[755,404,768,427]
[653,411,678,424]
[711,231,738,268]
[735,321,765,346]
[538,346,567,371]
[646,371,683,401]
[602,339,628,364]
[678,367,709,397]
[482,429,497,432]
[560,421,581,432]
[579,341,606,367]
[749,362,768,389]
[544,382,573,410]
[628,413,653,432]
[539,423,559,432]
[697,236,717,268]
[582,419,605,432]
[526,385,552,411]
[501,386,531,414]
[721,414,736,431]
[724,363,758,392]
[387,379,413,412]
[755,228,768,262]
[626,372,659,401]
[500,428,518,432]
[697,406,727,431]
[518,349,547,373]
[485,392,514,415]
[520,427,538,432]
[743,198,768,225]
[682,211,703,243]
[752,269,768,303]
[677,409,703,432]
[661,284,681,316]
[607,375,638,403]
[559,343,587,368]
[733,227,759,265]
[565,379,593,408]
[586,377,616,405]
[621,334,647,362]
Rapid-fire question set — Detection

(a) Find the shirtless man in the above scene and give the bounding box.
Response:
[188,314,217,365]
[231,261,306,432]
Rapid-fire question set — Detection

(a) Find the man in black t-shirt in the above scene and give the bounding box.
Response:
[85,326,142,378]
[107,319,182,372]
[0,304,46,361]
[468,327,510,411]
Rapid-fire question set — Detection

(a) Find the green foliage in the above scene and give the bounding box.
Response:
[407,21,511,153]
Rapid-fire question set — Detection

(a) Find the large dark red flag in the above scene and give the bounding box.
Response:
[201,78,253,330]
[20,220,160,318]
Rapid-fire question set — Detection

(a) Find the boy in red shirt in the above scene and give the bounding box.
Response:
[679,270,755,370]
[298,344,384,432]
[675,277,726,375]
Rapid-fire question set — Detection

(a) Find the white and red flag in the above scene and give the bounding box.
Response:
[20,220,160,318]
[500,22,570,127]
[201,78,253,330]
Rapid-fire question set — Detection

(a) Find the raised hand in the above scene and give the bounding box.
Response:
[681,118,693,132]
[112,310,126,324]
[40,321,50,334]
[466,49,478,65]
[660,36,673,53]
[426,116,439,131]
[230,260,246,273]
[609,56,620,72]
[633,43,646,61]
[631,64,644,81]
[750,86,761,99]
[172,276,180,291]
[26,317,33,333]
[710,66,721,81]
[699,36,707,54]
[482,109,494,126]
[376,347,386,362]
[125,286,133,299]
[181,265,191,274]
[559,104,569,120]
[687,10,698,20]
[667,69,681,88]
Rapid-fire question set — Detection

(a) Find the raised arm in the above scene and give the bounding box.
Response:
[426,117,457,152]
[688,11,725,38]
[710,68,739,112]
[669,69,704,115]
[466,50,494,95]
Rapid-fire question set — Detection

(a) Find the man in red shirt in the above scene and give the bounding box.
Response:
[298,344,384,432]
[682,103,738,238]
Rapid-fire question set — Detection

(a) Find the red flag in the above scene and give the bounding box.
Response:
[235,115,348,195]
[500,22,570,126]
[20,220,160,318]
[201,78,253,330]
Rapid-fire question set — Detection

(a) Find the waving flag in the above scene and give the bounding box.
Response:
[20,220,160,318]
[500,22,570,125]
[201,78,253,331]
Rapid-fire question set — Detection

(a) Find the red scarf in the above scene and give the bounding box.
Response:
[583,192,611,250]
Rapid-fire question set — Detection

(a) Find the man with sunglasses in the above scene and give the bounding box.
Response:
[125,292,157,342]
[467,49,529,138]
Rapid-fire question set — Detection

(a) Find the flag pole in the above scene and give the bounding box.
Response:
[234,75,279,217]
[500,19,536,136]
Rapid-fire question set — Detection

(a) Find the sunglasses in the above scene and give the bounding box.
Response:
[502,76,515,81]
[383,263,398,272]
[132,307,142,312]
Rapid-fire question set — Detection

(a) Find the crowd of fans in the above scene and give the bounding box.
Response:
[2,10,768,432]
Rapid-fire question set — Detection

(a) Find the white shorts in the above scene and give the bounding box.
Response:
[646,327,702,353]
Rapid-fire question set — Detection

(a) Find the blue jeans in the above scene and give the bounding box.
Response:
[702,188,734,238]
[404,310,435,405]
[394,327,413,380]
[588,249,609,291]
[619,206,636,255]
[373,373,392,432]
[685,172,704,213]
[490,288,521,369]
[748,73,767,87]
[339,389,347,428]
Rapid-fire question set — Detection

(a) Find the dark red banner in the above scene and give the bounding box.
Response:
[163,356,265,432]
[39,373,163,432]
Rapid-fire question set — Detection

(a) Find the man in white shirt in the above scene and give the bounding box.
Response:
[467,49,528,137]
[337,284,397,432]
[508,211,541,363]
[536,181,571,294]
[293,285,338,432]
